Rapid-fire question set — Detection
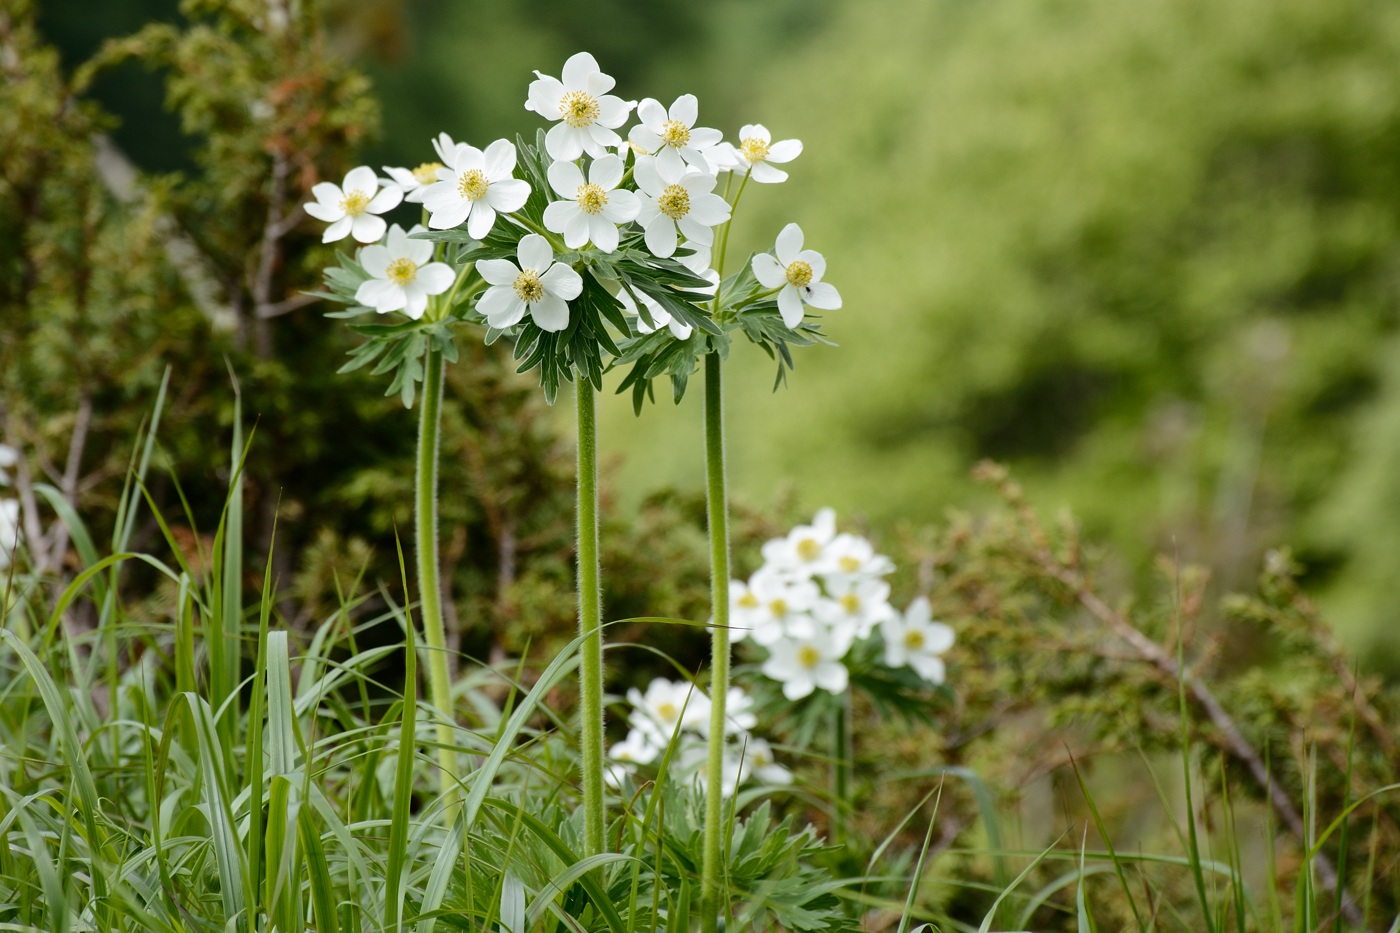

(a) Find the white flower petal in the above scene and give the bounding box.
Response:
[767,138,803,163]
[303,200,341,222]
[752,253,786,289]
[545,122,585,161]
[351,214,386,244]
[486,178,531,213]
[428,200,471,230]
[630,126,663,154]
[527,75,565,117]
[483,139,517,180]
[676,217,714,246]
[601,188,640,223]
[670,94,697,127]
[405,228,434,264]
[686,193,730,226]
[541,263,583,300]
[633,157,663,196]
[476,258,520,286]
[543,199,577,236]
[589,154,624,190]
[311,181,342,207]
[343,165,378,194]
[322,215,353,243]
[803,281,842,310]
[561,52,601,90]
[416,262,456,295]
[595,95,633,129]
[359,244,391,277]
[355,278,394,309]
[403,286,429,319]
[585,70,616,97]
[777,286,805,327]
[367,186,403,214]
[517,233,554,273]
[530,292,571,331]
[479,287,526,327]
[644,217,677,258]
[637,98,667,127]
[547,159,586,198]
[465,202,497,240]
[688,127,723,149]
[562,210,591,248]
[796,249,826,281]
[774,224,804,265]
[589,217,620,253]
[750,162,788,184]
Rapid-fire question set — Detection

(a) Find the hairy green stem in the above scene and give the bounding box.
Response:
[416,345,460,814]
[700,351,732,932]
[576,379,606,856]
[832,692,852,845]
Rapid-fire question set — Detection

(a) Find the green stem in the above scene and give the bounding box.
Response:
[700,351,732,933]
[416,345,460,815]
[832,692,852,846]
[576,379,606,856]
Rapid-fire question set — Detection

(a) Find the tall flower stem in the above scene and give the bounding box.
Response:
[576,378,606,856]
[416,344,460,815]
[700,350,731,933]
[832,692,853,845]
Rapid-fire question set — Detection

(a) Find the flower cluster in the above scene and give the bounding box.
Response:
[733,509,954,700]
[304,51,840,406]
[606,677,791,795]
[0,444,21,570]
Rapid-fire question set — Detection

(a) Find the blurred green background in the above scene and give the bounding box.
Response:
[32,0,1400,664]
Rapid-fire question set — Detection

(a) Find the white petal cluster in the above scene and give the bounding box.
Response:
[526,52,635,161]
[629,95,724,176]
[736,509,954,700]
[423,139,532,239]
[752,224,842,328]
[712,124,802,183]
[605,677,790,795]
[633,157,731,259]
[354,224,456,319]
[476,234,582,333]
[304,166,403,243]
[543,155,639,253]
[0,498,19,571]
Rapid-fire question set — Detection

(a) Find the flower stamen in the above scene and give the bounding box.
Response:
[413,161,444,184]
[838,556,861,573]
[660,120,690,148]
[340,190,371,216]
[797,645,821,669]
[513,269,545,303]
[785,261,813,288]
[385,257,418,286]
[457,169,489,201]
[560,90,601,128]
[740,136,771,164]
[796,537,822,561]
[657,183,691,220]
[903,630,927,651]
[576,182,608,215]
[840,593,861,614]
[768,598,788,618]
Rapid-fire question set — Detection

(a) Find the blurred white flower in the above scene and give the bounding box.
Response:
[476,234,582,332]
[742,566,821,646]
[743,737,793,786]
[543,154,639,253]
[383,161,446,204]
[752,223,841,328]
[303,165,403,244]
[609,728,661,767]
[422,139,531,239]
[633,156,730,259]
[626,677,711,745]
[819,532,896,585]
[629,94,724,176]
[353,224,455,320]
[881,597,955,684]
[713,123,801,183]
[617,283,692,340]
[0,499,20,570]
[762,626,854,700]
[526,52,635,161]
[760,507,839,577]
[815,576,897,640]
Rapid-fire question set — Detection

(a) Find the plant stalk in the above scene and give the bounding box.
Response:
[576,378,607,856]
[832,691,852,845]
[416,345,460,814]
[700,351,732,933]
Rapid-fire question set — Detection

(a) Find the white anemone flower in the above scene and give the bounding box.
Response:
[633,156,730,259]
[629,94,724,176]
[303,165,403,243]
[542,155,639,253]
[815,576,897,640]
[382,161,446,204]
[353,224,456,320]
[752,223,842,328]
[881,597,956,684]
[819,533,896,585]
[0,444,17,486]
[422,139,531,239]
[475,234,582,332]
[526,52,635,161]
[617,284,692,340]
[762,626,855,701]
[760,507,839,577]
[713,124,802,183]
[0,499,19,570]
[609,728,661,767]
[626,677,710,745]
[744,738,794,786]
[743,566,821,646]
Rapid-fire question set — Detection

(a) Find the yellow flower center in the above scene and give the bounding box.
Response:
[577,182,609,215]
[660,119,690,148]
[785,261,813,288]
[657,701,678,722]
[840,593,861,614]
[740,136,770,163]
[340,190,371,216]
[797,645,821,669]
[752,747,773,767]
[559,90,601,128]
[385,257,417,286]
[768,598,788,618]
[796,537,821,561]
[904,629,927,651]
[657,183,691,220]
[457,169,489,201]
[412,161,444,184]
[737,592,759,609]
[513,269,545,303]
[839,556,861,573]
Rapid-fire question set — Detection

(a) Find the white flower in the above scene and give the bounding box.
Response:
[353,224,456,320]
[609,728,661,767]
[617,283,692,340]
[819,533,896,585]
[677,739,746,796]
[0,444,17,486]
[422,139,531,239]
[743,737,793,786]
[542,155,639,253]
[525,52,635,161]
[382,161,447,204]
[881,597,955,684]
[752,224,841,328]
[741,566,821,646]
[629,94,724,176]
[762,626,854,701]
[815,576,897,640]
[760,507,839,577]
[626,677,711,745]
[633,156,731,259]
[0,499,19,570]
[676,244,713,276]
[713,123,802,183]
[303,165,403,244]
[476,235,582,332]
